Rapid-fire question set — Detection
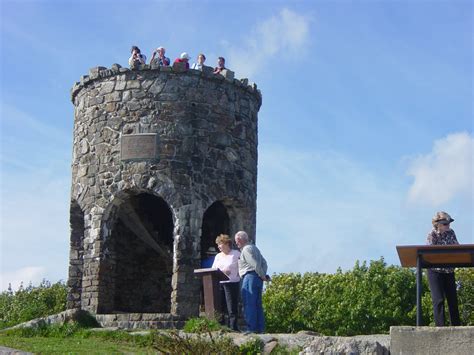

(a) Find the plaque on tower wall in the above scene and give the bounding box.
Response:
[121,133,159,161]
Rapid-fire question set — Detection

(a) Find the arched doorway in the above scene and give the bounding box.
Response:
[109,193,174,313]
[201,201,230,263]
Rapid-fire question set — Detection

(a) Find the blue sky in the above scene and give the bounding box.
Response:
[1,0,472,290]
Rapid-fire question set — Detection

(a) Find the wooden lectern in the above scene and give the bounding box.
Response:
[194,268,229,318]
[396,244,474,326]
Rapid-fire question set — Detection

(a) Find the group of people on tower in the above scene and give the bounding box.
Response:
[129,46,226,74]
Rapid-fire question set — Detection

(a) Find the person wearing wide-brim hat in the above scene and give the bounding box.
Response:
[426,211,461,326]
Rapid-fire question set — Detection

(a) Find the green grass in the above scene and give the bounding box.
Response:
[0,335,156,354]
[0,320,300,354]
[0,325,157,354]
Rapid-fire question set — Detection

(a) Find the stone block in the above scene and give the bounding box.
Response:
[202,65,213,75]
[111,63,122,72]
[89,66,107,80]
[220,69,235,81]
[390,326,474,355]
[172,61,188,73]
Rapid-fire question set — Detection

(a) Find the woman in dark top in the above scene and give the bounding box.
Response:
[426,211,461,326]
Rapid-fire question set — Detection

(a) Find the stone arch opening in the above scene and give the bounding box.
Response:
[201,201,230,264]
[108,193,174,313]
[67,200,85,309]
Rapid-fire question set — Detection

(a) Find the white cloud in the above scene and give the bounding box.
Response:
[225,8,311,79]
[0,266,47,291]
[406,132,474,206]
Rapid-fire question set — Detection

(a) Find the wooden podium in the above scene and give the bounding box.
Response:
[396,244,474,326]
[194,268,229,318]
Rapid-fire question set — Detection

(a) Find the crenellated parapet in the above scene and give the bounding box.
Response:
[71,63,261,106]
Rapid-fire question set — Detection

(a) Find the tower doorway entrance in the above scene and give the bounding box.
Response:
[108,193,174,313]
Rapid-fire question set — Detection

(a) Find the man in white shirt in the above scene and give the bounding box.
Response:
[235,230,268,333]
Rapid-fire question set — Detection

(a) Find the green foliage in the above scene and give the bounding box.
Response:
[0,280,67,329]
[183,316,224,333]
[238,336,264,354]
[3,322,84,338]
[0,325,157,353]
[151,330,238,354]
[264,258,427,335]
[456,268,474,325]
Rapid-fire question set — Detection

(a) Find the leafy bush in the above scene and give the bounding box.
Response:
[152,330,237,354]
[0,280,67,329]
[238,336,264,354]
[264,258,427,335]
[456,268,474,325]
[183,316,224,333]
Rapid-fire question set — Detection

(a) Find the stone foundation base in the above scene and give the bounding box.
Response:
[94,313,185,329]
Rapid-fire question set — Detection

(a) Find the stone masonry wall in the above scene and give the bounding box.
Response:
[68,64,261,318]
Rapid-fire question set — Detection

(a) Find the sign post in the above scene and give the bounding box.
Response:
[194,268,229,318]
[396,244,474,326]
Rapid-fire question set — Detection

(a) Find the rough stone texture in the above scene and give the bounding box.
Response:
[301,335,390,354]
[390,326,474,355]
[0,346,32,355]
[94,313,185,330]
[67,65,261,320]
[8,309,89,330]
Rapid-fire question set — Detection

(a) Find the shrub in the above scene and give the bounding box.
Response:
[152,330,237,353]
[263,258,431,335]
[183,316,224,333]
[238,336,264,354]
[0,280,67,329]
[456,268,474,325]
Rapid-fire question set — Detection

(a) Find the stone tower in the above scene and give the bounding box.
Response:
[67,63,261,325]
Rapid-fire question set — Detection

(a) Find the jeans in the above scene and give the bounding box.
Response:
[427,270,460,326]
[241,271,265,333]
[219,282,240,331]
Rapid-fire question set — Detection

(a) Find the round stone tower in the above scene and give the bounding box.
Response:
[67,64,261,323]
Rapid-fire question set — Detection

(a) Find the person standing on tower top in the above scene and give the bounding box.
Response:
[174,52,190,69]
[150,46,170,66]
[213,57,226,74]
[129,46,146,67]
[191,53,206,71]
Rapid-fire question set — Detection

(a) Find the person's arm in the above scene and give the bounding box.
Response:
[128,55,135,66]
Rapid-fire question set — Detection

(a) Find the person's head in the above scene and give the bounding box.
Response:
[197,53,206,64]
[180,52,190,62]
[234,231,249,249]
[131,46,140,55]
[157,46,165,57]
[432,211,454,231]
[216,234,232,253]
[217,57,225,68]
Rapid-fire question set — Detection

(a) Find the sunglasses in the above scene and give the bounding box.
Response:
[439,221,451,225]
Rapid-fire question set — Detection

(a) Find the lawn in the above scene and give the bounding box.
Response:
[0,334,156,354]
